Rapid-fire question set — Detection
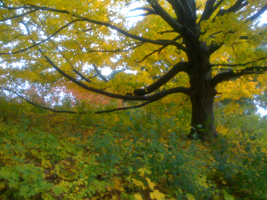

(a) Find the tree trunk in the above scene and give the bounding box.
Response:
[184,38,218,141]
[188,88,218,141]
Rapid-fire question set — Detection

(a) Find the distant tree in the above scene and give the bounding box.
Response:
[0,0,266,141]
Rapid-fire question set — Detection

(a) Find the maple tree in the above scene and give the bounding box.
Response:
[0,0,267,141]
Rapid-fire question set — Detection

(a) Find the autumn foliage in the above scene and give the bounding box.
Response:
[0,0,266,140]
[0,0,267,199]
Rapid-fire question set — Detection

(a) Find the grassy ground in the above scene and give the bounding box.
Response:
[0,97,266,200]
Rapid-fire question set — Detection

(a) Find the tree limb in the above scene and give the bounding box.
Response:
[146,0,186,34]
[51,43,95,83]
[199,0,216,23]
[0,87,78,114]
[68,18,186,50]
[215,0,248,18]
[132,62,189,96]
[0,87,167,115]
[158,30,176,35]
[211,66,267,86]
[0,20,79,55]
[211,56,267,67]
[43,52,190,100]
[166,0,185,21]
[198,0,225,23]
[95,100,156,114]
[87,42,143,53]
[208,42,224,55]
[92,64,108,82]
[1,3,187,51]
[128,7,157,17]
[247,4,267,21]
[137,35,183,63]
[18,20,190,102]
[8,4,187,50]
[0,9,38,22]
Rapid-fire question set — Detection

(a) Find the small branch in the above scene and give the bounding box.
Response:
[0,20,79,55]
[127,7,157,18]
[72,67,93,83]
[95,100,155,114]
[51,43,94,83]
[87,42,143,53]
[0,87,78,114]
[158,30,176,35]
[92,64,108,82]
[26,4,70,14]
[130,7,156,14]
[0,9,38,22]
[137,35,183,63]
[211,56,267,67]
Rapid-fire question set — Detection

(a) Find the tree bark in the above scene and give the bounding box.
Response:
[185,38,218,141]
[188,88,218,141]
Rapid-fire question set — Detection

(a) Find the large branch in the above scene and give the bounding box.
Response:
[166,0,185,21]
[0,87,77,114]
[211,66,267,86]
[208,42,224,55]
[247,4,267,21]
[43,52,190,100]
[0,87,170,115]
[20,4,187,50]
[78,18,186,49]
[199,0,216,22]
[18,19,190,103]
[132,62,189,96]
[199,0,224,23]
[215,0,248,18]
[146,0,185,35]
[211,56,267,67]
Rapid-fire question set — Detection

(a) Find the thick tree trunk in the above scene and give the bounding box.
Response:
[188,88,218,141]
[184,38,218,141]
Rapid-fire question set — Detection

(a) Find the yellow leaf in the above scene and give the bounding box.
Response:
[138,168,151,177]
[198,175,209,188]
[186,193,195,200]
[150,190,165,200]
[223,190,235,200]
[132,178,145,189]
[134,193,143,200]
[146,177,156,190]
[112,196,119,200]
[0,182,5,190]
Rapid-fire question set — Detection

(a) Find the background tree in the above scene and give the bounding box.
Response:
[0,0,266,141]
